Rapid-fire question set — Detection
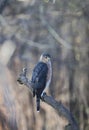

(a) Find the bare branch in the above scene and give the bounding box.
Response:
[17,68,33,92]
[17,68,79,130]
[15,35,53,49]
[39,5,72,49]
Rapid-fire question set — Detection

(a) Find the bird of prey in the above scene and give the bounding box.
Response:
[31,53,52,111]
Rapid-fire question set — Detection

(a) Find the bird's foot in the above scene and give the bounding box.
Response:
[41,92,47,101]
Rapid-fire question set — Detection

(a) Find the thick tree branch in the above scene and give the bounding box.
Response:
[17,68,79,130]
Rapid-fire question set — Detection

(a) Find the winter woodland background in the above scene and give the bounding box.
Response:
[0,0,89,130]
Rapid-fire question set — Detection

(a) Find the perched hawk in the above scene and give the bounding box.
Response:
[31,53,52,111]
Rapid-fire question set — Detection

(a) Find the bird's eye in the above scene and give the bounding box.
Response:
[45,56,47,58]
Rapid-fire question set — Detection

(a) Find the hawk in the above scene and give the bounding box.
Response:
[31,53,52,111]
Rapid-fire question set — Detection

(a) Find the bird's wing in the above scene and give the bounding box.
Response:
[31,62,48,89]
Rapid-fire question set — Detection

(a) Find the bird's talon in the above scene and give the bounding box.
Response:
[41,92,46,101]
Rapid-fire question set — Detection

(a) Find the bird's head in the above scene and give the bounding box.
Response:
[39,53,51,63]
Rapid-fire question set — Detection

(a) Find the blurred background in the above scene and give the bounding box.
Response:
[0,0,89,130]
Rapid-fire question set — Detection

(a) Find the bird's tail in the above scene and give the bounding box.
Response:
[36,95,40,112]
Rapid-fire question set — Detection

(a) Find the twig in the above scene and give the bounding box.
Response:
[39,4,72,49]
[15,35,53,49]
[17,68,33,92]
[17,68,79,130]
